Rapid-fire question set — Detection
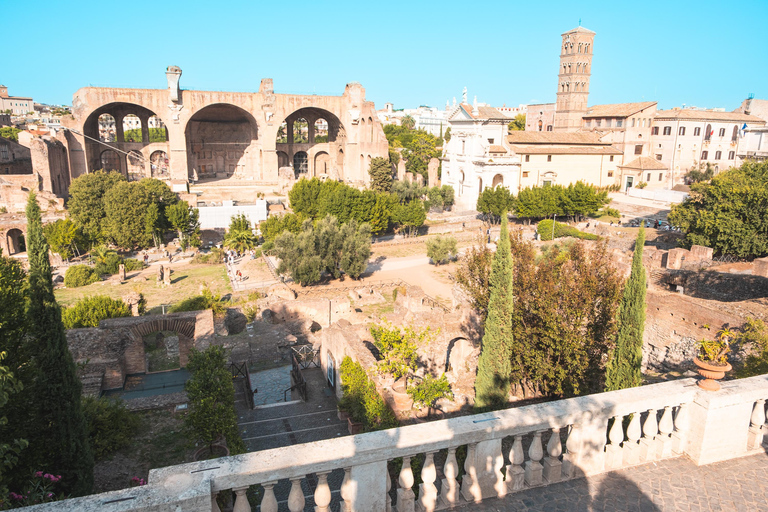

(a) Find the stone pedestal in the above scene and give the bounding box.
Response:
[639,437,657,462]
[503,465,524,491]
[622,441,641,466]
[524,461,542,487]
[542,457,562,483]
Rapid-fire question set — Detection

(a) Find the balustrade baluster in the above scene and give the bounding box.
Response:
[314,471,332,512]
[639,409,659,462]
[605,415,624,469]
[396,456,416,512]
[439,447,460,508]
[542,428,563,483]
[211,492,222,512]
[386,464,392,512]
[622,413,641,466]
[658,406,675,458]
[460,443,481,502]
[562,423,582,479]
[232,482,252,512]
[671,403,688,454]
[340,467,353,512]
[260,482,279,512]
[418,451,439,512]
[747,399,766,451]
[524,431,544,487]
[504,435,525,491]
[287,476,305,512]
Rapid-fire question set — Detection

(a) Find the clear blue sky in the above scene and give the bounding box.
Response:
[4,0,767,112]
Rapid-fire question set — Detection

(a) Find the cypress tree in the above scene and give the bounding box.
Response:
[25,192,94,495]
[474,214,514,410]
[605,227,647,391]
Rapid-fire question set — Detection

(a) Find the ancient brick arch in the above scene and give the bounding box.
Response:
[1,223,26,256]
[184,103,259,181]
[82,101,169,176]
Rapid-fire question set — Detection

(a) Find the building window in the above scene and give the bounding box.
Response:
[718,128,725,137]
[652,126,659,135]
[728,151,735,160]
[0,145,8,161]
[634,145,643,155]
[547,155,552,162]
[658,173,663,181]
[656,154,662,160]
[606,119,612,128]
[585,120,592,127]
[694,127,701,136]
[715,150,722,160]
[608,171,613,177]
[704,124,712,141]
[523,171,529,177]
[732,125,739,142]
[525,155,530,162]
[663,126,672,135]
[647,173,651,182]
[546,125,553,131]
[461,140,465,153]
[679,126,686,136]
[542,180,552,187]
[616,120,623,128]
[488,138,494,144]
[596,119,601,127]
[701,151,708,160]
[609,155,614,162]
[631,118,636,127]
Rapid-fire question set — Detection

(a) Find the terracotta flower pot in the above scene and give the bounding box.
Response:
[693,357,732,391]
[337,408,350,421]
[347,417,363,434]
[389,378,413,411]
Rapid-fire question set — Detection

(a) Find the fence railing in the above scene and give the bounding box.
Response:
[31,375,768,512]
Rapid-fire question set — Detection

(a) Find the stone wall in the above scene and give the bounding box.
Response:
[66,310,214,394]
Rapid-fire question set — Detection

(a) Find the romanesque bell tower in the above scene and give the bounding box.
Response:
[553,26,595,132]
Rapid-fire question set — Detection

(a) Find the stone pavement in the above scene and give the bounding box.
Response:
[459,452,768,512]
[249,365,292,407]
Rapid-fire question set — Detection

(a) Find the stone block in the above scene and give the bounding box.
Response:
[622,441,641,466]
[503,464,524,491]
[524,460,542,487]
[754,257,768,278]
[639,437,657,462]
[542,457,562,483]
[689,245,713,261]
[665,248,689,269]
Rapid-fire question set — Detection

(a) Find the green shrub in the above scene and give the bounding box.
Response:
[407,373,453,411]
[253,248,262,258]
[62,295,131,329]
[339,356,398,431]
[426,235,458,265]
[64,265,99,287]
[94,252,122,275]
[123,258,145,271]
[169,295,209,313]
[192,247,225,264]
[261,240,274,254]
[537,219,599,241]
[82,396,139,460]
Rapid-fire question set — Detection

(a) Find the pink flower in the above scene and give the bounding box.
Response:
[34,471,43,478]
[9,492,23,500]
[46,493,53,498]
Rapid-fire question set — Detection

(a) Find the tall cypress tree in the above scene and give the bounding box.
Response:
[25,192,94,495]
[474,214,514,410]
[605,226,647,391]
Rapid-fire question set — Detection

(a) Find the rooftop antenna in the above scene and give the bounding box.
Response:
[579,18,581,26]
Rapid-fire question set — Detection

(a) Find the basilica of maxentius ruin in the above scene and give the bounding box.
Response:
[60,66,389,186]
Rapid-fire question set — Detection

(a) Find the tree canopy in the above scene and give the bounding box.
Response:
[668,160,768,257]
[368,156,393,193]
[508,114,526,132]
[383,124,442,180]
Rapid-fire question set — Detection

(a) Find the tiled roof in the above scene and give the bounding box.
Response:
[655,109,765,123]
[506,131,606,145]
[459,104,508,120]
[583,102,657,118]
[489,145,507,153]
[510,144,623,155]
[619,156,668,171]
[564,26,595,35]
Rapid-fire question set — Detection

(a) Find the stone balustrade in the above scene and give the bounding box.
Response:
[22,375,768,512]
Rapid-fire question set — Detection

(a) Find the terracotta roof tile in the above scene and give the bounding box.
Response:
[619,156,668,171]
[654,109,765,123]
[583,102,657,118]
[510,144,623,155]
[459,104,508,120]
[489,145,507,153]
[507,131,605,145]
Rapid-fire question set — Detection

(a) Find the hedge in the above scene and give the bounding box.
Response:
[338,356,398,431]
[537,219,599,241]
[62,295,130,329]
[64,264,100,287]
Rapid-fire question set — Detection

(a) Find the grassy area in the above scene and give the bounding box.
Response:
[55,263,232,311]
[356,290,397,318]
[93,408,194,493]
[370,237,475,260]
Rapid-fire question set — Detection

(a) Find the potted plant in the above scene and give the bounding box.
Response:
[371,323,424,411]
[693,329,732,391]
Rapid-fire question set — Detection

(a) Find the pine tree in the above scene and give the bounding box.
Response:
[605,227,647,391]
[25,192,94,495]
[474,214,514,410]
